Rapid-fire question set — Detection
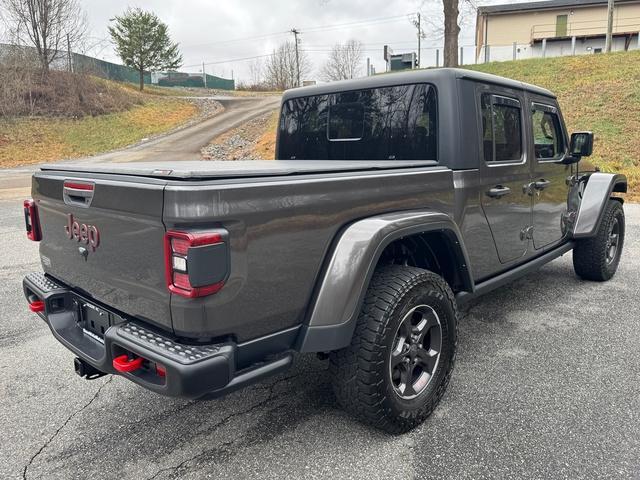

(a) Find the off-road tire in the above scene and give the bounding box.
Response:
[329,265,457,434]
[573,199,625,281]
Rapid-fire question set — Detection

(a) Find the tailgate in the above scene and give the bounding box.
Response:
[32,172,171,331]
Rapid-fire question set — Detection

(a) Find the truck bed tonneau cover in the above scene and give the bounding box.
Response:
[40,159,440,180]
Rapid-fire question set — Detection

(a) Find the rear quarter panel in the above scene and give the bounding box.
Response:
[164,167,455,342]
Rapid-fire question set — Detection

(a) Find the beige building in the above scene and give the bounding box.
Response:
[476,0,640,62]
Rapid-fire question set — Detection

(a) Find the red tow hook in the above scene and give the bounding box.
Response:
[29,300,45,313]
[113,355,144,373]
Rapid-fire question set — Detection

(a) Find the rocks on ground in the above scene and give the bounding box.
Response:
[201,111,273,161]
[186,97,224,123]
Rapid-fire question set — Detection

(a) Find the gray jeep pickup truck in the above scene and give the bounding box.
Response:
[23,69,627,433]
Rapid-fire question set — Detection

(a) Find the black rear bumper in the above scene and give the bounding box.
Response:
[23,272,293,399]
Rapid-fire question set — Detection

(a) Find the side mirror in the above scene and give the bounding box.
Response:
[569,131,594,158]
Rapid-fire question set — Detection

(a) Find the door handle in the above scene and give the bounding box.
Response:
[486,186,511,198]
[534,179,551,190]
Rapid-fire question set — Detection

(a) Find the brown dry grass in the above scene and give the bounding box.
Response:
[0,97,197,167]
[0,69,141,118]
[251,110,279,160]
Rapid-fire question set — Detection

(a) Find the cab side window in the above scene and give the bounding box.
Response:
[531,105,565,159]
[481,94,523,163]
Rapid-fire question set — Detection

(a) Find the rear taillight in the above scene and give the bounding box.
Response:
[164,230,229,298]
[24,199,42,241]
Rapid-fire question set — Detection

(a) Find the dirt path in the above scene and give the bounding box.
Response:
[84,96,280,163]
[0,95,281,198]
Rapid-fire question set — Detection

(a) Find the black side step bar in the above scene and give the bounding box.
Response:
[456,241,574,304]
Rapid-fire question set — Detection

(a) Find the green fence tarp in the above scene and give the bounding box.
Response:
[157,73,234,90]
[73,53,151,84]
[73,53,234,90]
[0,43,235,90]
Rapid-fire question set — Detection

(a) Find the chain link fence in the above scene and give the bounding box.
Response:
[0,43,234,90]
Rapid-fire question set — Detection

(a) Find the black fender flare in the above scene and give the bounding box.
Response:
[572,172,627,238]
[296,210,473,353]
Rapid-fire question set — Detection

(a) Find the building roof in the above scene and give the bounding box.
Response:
[477,0,638,15]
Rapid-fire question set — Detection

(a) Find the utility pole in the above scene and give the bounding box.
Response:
[414,13,422,68]
[202,61,207,88]
[291,28,301,87]
[417,13,421,68]
[66,33,73,73]
[605,0,615,52]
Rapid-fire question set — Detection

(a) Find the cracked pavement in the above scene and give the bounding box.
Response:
[1,196,639,479]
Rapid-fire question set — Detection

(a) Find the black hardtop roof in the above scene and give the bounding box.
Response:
[281,68,555,101]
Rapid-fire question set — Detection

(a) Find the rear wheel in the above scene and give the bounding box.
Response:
[573,199,625,281]
[329,265,457,434]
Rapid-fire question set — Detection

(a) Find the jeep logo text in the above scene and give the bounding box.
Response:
[65,214,100,251]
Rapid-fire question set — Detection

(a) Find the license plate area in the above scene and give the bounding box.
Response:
[72,295,126,341]
[81,301,111,338]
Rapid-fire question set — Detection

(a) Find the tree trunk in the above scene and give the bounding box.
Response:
[139,68,144,91]
[443,0,461,67]
[38,51,50,75]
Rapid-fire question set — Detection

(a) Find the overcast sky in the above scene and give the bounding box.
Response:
[69,0,538,83]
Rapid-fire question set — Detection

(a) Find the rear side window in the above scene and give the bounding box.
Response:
[531,104,565,159]
[481,94,523,163]
[278,83,437,161]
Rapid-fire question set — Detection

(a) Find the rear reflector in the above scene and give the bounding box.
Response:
[23,199,42,241]
[164,230,228,298]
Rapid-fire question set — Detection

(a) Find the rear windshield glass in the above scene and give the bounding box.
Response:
[278,83,437,161]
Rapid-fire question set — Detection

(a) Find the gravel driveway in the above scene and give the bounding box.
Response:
[1,198,638,479]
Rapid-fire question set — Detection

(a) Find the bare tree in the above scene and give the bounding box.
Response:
[443,0,461,67]
[418,0,475,67]
[321,39,364,81]
[264,41,311,90]
[1,0,87,72]
[248,57,264,87]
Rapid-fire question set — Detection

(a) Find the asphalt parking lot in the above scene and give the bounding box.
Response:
[1,196,638,480]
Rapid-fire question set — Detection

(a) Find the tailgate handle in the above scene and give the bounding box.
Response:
[63,181,95,208]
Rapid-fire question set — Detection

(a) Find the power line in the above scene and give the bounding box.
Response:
[300,13,415,32]
[183,31,290,49]
[182,53,275,69]
[180,13,416,50]
[180,13,426,74]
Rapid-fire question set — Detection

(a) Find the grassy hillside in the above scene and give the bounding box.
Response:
[467,50,640,201]
[0,75,199,168]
